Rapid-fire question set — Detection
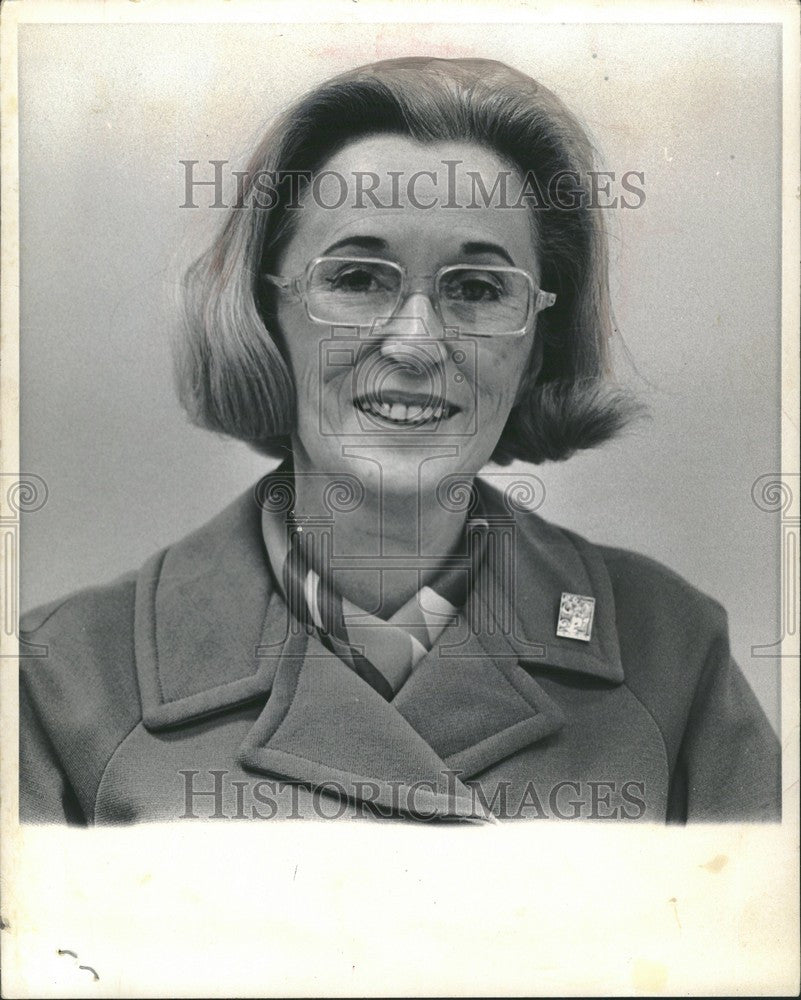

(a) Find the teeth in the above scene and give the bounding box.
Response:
[358,398,450,423]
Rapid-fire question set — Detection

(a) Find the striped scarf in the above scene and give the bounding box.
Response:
[261,506,488,701]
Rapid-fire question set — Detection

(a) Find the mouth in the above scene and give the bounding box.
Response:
[353,391,459,426]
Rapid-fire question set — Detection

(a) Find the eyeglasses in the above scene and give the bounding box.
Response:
[262,256,557,337]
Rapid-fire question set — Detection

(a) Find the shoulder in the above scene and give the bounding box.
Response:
[506,489,728,633]
[21,572,137,649]
[510,503,732,682]
[19,486,265,713]
[478,475,729,646]
[542,522,745,758]
[553,521,730,658]
[18,487,269,820]
[19,570,143,821]
[20,486,263,642]
[550,525,735,723]
[20,571,142,753]
[589,538,728,637]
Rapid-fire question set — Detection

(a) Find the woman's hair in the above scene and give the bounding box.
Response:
[176,56,639,464]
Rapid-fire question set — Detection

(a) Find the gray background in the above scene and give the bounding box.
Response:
[19,22,781,730]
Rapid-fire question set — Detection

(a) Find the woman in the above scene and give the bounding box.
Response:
[20,56,780,824]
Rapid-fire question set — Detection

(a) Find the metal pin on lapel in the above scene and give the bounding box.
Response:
[556,592,595,642]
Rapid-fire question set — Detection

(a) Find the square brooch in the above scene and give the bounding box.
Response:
[556,592,595,642]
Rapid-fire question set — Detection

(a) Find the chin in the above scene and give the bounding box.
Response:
[381,448,485,494]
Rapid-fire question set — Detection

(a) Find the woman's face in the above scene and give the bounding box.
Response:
[274,135,542,496]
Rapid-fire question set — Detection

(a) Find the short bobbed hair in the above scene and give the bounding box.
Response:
[177,56,638,465]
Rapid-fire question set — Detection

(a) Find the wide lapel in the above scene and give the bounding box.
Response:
[238,626,488,821]
[135,490,286,729]
[390,478,625,778]
[489,486,626,683]
[391,514,567,780]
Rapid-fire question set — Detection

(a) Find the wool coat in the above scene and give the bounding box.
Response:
[19,477,781,824]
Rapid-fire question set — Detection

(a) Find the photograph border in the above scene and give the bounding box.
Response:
[1,1,798,996]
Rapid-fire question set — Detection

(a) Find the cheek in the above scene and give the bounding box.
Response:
[475,339,534,407]
[275,305,320,384]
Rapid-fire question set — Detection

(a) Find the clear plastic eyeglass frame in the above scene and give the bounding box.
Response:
[262,255,557,337]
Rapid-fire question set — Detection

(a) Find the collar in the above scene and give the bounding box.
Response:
[134,471,624,819]
[259,483,492,694]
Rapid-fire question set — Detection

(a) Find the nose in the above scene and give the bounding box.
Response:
[377,291,445,360]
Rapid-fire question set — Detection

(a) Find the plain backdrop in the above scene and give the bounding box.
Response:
[18,21,781,731]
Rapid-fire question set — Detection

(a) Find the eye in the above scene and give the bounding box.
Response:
[441,269,505,304]
[326,264,390,295]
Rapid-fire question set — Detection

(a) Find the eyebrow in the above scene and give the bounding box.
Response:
[321,236,517,267]
[322,236,387,255]
[460,241,516,266]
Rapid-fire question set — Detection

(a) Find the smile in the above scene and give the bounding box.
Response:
[354,392,458,426]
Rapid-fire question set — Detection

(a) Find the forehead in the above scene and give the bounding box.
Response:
[278,135,539,273]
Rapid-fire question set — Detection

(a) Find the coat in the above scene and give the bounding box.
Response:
[19,477,781,825]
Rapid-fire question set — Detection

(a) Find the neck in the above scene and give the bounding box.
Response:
[288,455,472,616]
